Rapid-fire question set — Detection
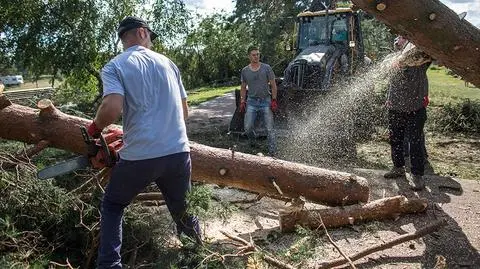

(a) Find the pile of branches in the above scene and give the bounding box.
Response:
[0,147,176,268]
[430,99,480,133]
[0,140,449,269]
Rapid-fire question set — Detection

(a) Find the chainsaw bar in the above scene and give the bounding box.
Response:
[37,155,90,180]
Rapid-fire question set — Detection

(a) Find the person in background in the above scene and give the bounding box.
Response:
[87,16,200,268]
[239,46,278,156]
[384,35,432,191]
[394,36,431,171]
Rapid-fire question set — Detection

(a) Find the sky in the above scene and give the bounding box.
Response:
[184,0,480,27]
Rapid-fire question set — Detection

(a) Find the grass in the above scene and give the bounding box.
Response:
[427,66,480,106]
[187,86,238,106]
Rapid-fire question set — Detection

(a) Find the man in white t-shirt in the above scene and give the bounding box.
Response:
[86,16,200,268]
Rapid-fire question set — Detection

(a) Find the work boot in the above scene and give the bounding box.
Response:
[411,174,425,191]
[384,166,405,179]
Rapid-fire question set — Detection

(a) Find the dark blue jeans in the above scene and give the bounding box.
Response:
[388,107,427,176]
[97,152,200,269]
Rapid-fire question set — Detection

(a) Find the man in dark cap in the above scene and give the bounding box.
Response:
[86,16,200,268]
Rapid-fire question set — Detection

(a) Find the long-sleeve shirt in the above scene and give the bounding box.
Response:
[387,62,430,112]
[387,42,432,112]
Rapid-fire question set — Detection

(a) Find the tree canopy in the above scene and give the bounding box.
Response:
[0,0,395,104]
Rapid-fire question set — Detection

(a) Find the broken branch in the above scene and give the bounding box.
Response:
[280,196,428,232]
[316,219,448,269]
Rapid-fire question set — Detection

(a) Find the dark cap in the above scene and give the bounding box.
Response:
[117,16,158,41]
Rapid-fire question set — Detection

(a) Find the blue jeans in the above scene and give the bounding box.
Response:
[244,96,277,155]
[97,152,200,269]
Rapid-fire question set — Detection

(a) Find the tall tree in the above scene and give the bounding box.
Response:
[169,14,253,89]
[0,0,191,107]
[361,14,396,61]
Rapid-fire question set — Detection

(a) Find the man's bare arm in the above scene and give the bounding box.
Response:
[240,81,247,101]
[94,93,124,129]
[270,79,277,99]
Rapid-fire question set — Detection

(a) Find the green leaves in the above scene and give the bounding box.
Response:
[361,15,396,61]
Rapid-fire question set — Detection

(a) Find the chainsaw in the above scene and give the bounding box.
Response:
[37,126,123,180]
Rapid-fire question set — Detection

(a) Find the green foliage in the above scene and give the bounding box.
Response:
[186,185,213,218]
[361,15,396,61]
[151,0,192,47]
[167,14,252,89]
[233,0,309,75]
[0,168,90,265]
[186,185,237,223]
[1,0,193,109]
[431,99,480,133]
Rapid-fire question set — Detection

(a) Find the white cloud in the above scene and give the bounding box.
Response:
[440,0,480,26]
[185,0,235,16]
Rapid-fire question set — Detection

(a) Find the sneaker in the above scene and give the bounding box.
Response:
[384,166,405,179]
[411,174,425,191]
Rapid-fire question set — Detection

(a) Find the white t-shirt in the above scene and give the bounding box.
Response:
[101,45,189,160]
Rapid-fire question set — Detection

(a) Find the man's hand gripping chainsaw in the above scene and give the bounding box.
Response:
[80,126,123,169]
[36,127,123,180]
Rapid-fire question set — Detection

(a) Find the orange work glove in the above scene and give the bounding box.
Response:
[270,99,278,112]
[239,101,246,113]
[423,95,429,107]
[87,120,102,138]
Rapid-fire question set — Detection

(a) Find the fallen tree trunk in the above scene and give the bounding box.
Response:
[351,0,480,88]
[0,96,369,206]
[279,196,427,232]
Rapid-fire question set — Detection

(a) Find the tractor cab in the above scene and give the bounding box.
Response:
[283,8,365,91]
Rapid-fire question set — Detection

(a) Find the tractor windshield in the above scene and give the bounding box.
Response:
[297,15,349,50]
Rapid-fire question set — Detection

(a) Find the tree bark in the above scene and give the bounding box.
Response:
[279,196,427,232]
[0,97,369,206]
[351,0,480,88]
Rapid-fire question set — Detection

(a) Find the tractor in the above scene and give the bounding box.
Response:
[229,0,369,136]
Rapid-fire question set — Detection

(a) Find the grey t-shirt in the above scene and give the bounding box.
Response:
[387,62,430,112]
[241,63,275,98]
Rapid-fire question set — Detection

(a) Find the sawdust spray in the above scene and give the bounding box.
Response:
[278,54,401,166]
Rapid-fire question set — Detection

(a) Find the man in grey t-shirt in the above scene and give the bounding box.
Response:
[239,46,278,156]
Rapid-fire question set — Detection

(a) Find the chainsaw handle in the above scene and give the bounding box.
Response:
[99,134,115,167]
[80,126,98,157]
[80,126,92,144]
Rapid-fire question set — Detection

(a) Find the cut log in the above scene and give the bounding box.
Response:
[0,97,369,206]
[351,0,480,88]
[279,196,427,232]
